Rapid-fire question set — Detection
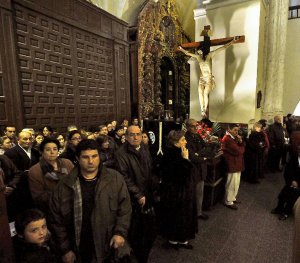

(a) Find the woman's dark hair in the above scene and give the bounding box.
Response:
[201,118,213,128]
[167,130,185,147]
[0,136,10,146]
[96,135,109,146]
[56,133,66,140]
[89,125,100,134]
[115,125,124,132]
[39,137,60,152]
[75,139,100,157]
[42,126,53,133]
[15,209,46,235]
[142,131,149,137]
[258,119,267,128]
[67,130,81,141]
[228,123,239,130]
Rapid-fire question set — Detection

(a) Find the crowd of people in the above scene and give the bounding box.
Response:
[0,114,300,263]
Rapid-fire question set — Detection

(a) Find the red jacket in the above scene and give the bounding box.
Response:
[221,134,245,173]
[261,129,270,150]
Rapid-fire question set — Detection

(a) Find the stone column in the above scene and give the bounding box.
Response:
[262,0,289,120]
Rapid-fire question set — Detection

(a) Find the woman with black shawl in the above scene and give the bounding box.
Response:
[60,130,82,166]
[159,130,197,249]
[244,122,266,183]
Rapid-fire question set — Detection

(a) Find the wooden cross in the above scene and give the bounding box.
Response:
[181,25,245,58]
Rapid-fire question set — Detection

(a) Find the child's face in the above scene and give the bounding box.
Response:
[23,219,48,246]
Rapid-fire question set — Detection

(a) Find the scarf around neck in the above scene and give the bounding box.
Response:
[40,158,69,181]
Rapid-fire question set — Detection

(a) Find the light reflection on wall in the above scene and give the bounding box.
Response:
[290,0,300,6]
[293,101,300,116]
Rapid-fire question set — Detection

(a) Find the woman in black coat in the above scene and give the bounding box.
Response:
[96,135,115,168]
[59,130,82,166]
[159,130,197,249]
[244,122,266,183]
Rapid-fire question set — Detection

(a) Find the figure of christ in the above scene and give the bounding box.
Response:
[178,36,240,116]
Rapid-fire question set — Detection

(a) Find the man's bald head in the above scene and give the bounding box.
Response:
[18,131,32,149]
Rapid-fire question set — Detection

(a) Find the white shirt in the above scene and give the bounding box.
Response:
[226,131,235,140]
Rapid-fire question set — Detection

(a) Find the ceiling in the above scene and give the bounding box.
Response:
[88,0,245,41]
[88,0,198,40]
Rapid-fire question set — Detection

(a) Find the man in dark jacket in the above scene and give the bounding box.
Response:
[5,131,40,212]
[5,131,40,171]
[267,115,285,172]
[49,139,132,263]
[4,125,17,146]
[0,155,22,221]
[115,125,155,263]
[185,119,208,220]
[271,145,300,220]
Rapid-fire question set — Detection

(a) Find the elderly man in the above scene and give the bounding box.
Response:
[5,131,40,173]
[5,131,40,211]
[185,119,208,220]
[115,125,155,263]
[49,139,131,263]
[222,124,245,210]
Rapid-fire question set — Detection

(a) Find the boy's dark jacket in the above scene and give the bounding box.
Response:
[13,234,60,263]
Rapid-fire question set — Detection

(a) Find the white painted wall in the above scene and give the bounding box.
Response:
[284,18,300,115]
[191,0,261,123]
[207,1,261,123]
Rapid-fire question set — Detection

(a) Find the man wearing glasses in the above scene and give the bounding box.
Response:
[115,125,155,263]
[60,130,82,166]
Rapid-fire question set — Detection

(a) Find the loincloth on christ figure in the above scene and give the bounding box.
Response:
[199,75,216,92]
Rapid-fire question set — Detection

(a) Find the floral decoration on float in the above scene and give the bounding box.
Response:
[196,120,222,157]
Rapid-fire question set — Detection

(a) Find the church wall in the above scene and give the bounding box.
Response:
[284,18,300,115]
[195,1,261,124]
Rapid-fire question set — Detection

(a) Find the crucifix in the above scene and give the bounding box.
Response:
[178,25,245,117]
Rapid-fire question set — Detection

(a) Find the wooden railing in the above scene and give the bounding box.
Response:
[289,5,300,19]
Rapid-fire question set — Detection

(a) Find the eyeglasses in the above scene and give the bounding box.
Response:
[128,133,142,137]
